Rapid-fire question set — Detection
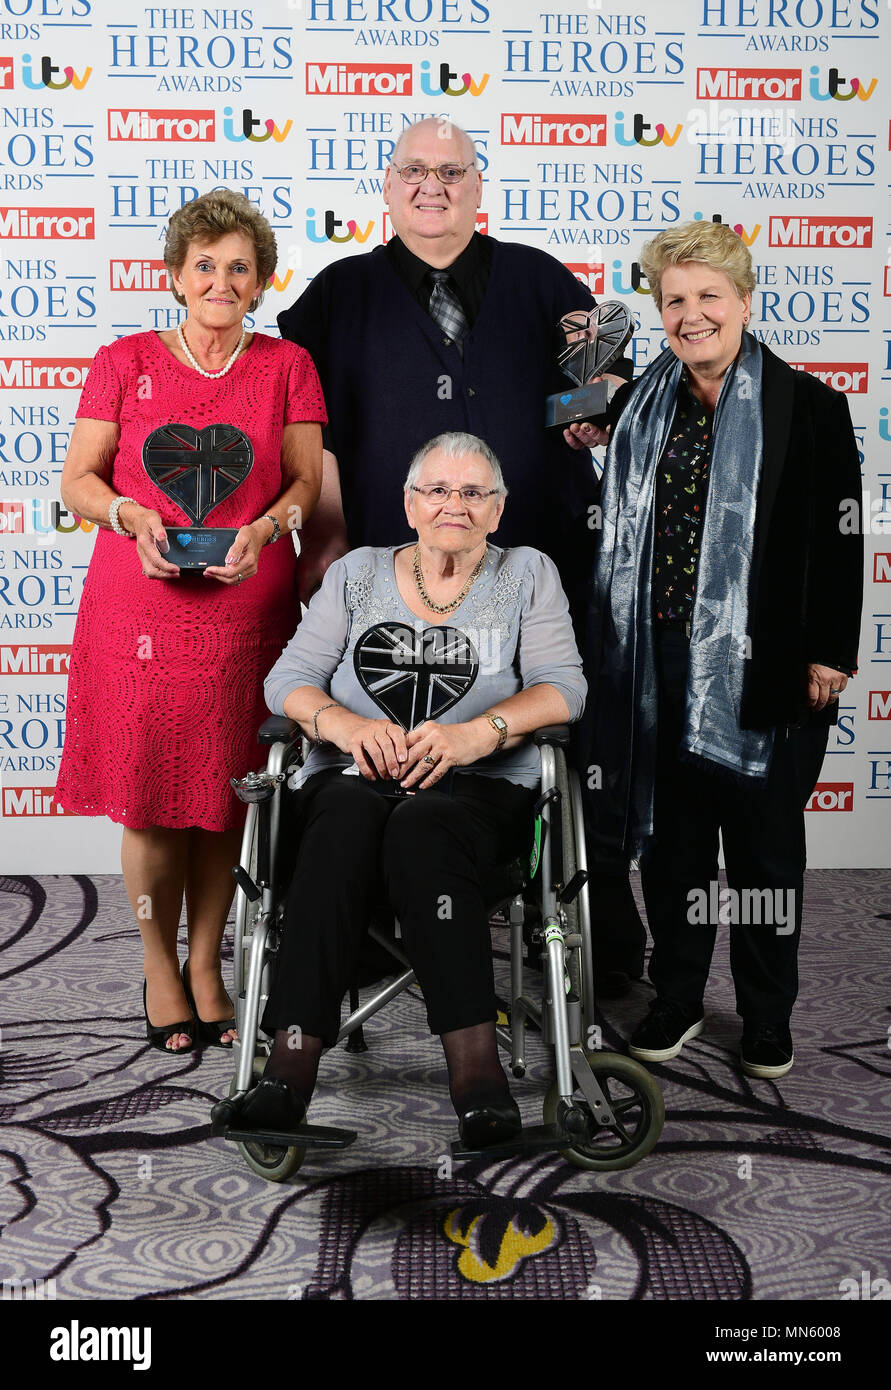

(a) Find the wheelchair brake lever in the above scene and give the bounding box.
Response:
[561,869,589,904]
[232,864,261,902]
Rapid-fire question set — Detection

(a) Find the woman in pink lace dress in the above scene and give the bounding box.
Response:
[56,190,325,1054]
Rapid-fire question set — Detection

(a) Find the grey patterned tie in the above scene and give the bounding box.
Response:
[428,270,468,353]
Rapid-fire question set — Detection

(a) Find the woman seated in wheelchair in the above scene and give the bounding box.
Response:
[234,430,586,1148]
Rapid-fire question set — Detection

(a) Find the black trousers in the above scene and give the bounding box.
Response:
[262,771,535,1046]
[641,630,828,1026]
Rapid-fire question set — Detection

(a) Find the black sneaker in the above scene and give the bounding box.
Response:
[628,999,705,1062]
[740,1024,794,1079]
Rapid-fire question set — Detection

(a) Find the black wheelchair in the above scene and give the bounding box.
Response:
[211,715,664,1183]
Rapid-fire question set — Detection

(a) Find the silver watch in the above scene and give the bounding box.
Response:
[259,513,280,544]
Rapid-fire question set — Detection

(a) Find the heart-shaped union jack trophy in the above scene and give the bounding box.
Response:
[354,622,479,731]
[545,301,634,432]
[141,423,254,569]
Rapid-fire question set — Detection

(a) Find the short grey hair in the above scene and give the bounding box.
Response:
[404,432,508,496]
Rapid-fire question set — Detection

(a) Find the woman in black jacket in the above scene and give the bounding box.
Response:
[581,220,863,1079]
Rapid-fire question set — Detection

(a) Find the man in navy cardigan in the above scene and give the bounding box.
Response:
[278,116,644,990]
[278,118,632,620]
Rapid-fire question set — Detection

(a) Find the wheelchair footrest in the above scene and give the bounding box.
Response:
[220,1122,358,1150]
[450,1123,566,1161]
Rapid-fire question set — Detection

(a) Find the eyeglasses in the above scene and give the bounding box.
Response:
[393,161,476,185]
[411,484,499,505]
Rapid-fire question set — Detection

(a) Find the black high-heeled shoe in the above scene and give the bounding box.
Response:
[143,980,194,1054]
[181,959,237,1048]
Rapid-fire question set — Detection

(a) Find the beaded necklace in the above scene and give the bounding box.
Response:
[412,543,485,615]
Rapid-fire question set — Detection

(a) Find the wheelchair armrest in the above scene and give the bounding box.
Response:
[533,724,571,749]
[258,714,301,745]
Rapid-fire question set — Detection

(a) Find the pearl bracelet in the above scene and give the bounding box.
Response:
[109,496,137,536]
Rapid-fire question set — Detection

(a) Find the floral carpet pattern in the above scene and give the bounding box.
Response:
[1,871,889,1301]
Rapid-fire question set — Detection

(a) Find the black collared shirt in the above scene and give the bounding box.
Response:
[385,231,494,326]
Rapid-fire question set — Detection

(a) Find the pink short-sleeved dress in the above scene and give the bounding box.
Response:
[54,331,326,831]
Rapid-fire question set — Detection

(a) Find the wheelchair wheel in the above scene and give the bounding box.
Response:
[228,1069,306,1184]
[543,1051,664,1172]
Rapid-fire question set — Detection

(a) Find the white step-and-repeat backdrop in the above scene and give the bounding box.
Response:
[0,0,888,871]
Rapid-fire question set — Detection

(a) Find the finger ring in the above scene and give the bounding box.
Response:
[235,574,244,585]
[423,754,437,765]
[829,688,840,697]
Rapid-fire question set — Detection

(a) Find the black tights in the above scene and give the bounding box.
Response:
[260,770,533,1114]
[263,1018,509,1118]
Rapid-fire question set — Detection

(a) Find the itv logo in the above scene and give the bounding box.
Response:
[222,107,292,143]
[20,53,90,90]
[305,209,374,245]
[420,60,489,97]
[809,66,877,101]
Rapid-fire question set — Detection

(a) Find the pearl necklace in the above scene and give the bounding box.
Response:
[177,322,246,379]
[412,543,485,615]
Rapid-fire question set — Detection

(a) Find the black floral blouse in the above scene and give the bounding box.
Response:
[652,374,713,624]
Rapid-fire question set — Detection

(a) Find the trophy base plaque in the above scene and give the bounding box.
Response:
[364,769,455,799]
[545,379,612,432]
[165,527,238,570]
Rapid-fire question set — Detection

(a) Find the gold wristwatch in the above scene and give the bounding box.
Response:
[485,712,508,752]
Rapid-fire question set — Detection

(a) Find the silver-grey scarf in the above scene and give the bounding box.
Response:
[589,330,774,857]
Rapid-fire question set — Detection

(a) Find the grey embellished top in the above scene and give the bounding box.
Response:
[265,544,587,789]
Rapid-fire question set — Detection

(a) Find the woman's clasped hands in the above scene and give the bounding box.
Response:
[323,709,497,790]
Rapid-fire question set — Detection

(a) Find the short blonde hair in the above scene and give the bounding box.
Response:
[639,221,755,310]
[164,189,277,311]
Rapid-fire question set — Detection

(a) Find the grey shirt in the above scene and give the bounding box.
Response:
[265,544,587,789]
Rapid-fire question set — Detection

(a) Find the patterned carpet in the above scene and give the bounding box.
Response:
[1,871,889,1301]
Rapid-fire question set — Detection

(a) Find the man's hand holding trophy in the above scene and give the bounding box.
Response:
[546,302,634,451]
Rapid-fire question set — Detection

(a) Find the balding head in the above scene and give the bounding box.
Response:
[392,118,477,167]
